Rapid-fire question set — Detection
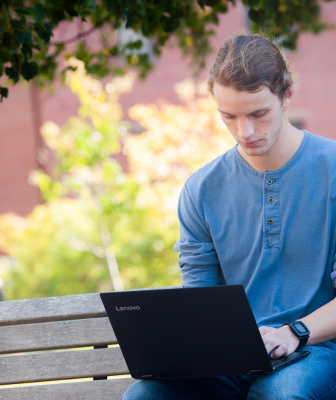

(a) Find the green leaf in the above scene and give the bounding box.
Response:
[0,61,3,75]
[161,16,180,33]
[126,40,143,50]
[28,4,46,23]
[280,32,299,50]
[110,45,119,56]
[248,8,265,24]
[2,32,21,52]
[262,0,279,14]
[105,0,120,14]
[0,17,8,34]
[64,3,79,17]
[153,46,161,57]
[204,0,223,6]
[197,0,206,9]
[15,7,30,16]
[22,44,33,61]
[246,0,260,7]
[67,66,78,72]
[56,43,65,52]
[5,67,19,83]
[12,53,22,71]
[0,86,8,101]
[35,23,53,43]
[86,0,96,13]
[21,61,38,80]
[11,19,24,29]
[15,30,32,44]
[122,9,135,28]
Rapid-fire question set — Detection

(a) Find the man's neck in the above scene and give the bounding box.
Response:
[238,122,304,173]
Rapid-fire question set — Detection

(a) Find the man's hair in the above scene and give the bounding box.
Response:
[208,33,293,101]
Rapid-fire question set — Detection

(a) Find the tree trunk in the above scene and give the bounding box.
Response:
[99,227,124,291]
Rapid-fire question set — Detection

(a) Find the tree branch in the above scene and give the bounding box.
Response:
[99,226,124,292]
[50,25,98,45]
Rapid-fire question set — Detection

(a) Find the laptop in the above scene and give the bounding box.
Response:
[100,285,311,379]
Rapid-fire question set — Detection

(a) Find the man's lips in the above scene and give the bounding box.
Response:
[240,140,261,148]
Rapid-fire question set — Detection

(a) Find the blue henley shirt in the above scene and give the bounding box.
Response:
[174,131,336,333]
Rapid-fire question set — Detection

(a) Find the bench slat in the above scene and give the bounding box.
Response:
[0,378,136,400]
[0,293,106,326]
[0,347,129,385]
[0,317,116,354]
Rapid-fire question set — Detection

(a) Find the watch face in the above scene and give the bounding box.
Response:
[292,321,309,336]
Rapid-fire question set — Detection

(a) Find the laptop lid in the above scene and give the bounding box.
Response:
[100,285,310,379]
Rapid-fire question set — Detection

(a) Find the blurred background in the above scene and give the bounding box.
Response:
[0,0,336,300]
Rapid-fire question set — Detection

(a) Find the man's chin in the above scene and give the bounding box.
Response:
[238,144,266,157]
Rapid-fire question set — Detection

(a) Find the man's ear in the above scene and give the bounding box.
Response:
[283,86,293,108]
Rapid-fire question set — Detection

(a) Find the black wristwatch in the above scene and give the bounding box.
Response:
[282,321,310,350]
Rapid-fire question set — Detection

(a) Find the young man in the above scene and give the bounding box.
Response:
[122,33,336,399]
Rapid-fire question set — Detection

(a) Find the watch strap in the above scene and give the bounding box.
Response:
[282,321,310,350]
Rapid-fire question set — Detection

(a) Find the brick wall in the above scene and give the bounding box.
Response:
[288,3,336,136]
[0,84,41,216]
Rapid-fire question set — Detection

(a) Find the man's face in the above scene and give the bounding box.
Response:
[213,83,292,162]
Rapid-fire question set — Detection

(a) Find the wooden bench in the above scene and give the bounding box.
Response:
[0,293,136,399]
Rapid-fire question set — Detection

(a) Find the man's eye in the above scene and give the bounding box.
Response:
[253,112,267,118]
[223,114,235,120]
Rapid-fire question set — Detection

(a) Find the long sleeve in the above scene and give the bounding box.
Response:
[174,184,220,287]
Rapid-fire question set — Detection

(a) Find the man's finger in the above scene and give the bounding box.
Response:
[259,326,273,336]
[270,343,288,359]
[264,336,280,354]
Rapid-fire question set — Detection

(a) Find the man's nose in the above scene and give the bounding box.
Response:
[236,118,254,140]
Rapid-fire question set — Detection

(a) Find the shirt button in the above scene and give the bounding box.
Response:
[267,179,273,185]
[267,218,274,225]
[268,197,274,204]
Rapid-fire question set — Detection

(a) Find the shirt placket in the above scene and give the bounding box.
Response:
[263,172,280,249]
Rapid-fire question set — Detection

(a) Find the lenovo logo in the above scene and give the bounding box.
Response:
[115,306,141,311]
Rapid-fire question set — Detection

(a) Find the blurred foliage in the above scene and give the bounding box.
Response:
[0,0,334,101]
[0,59,234,299]
[0,202,111,296]
[124,79,236,219]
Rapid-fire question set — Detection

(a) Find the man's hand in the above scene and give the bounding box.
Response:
[259,325,300,359]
